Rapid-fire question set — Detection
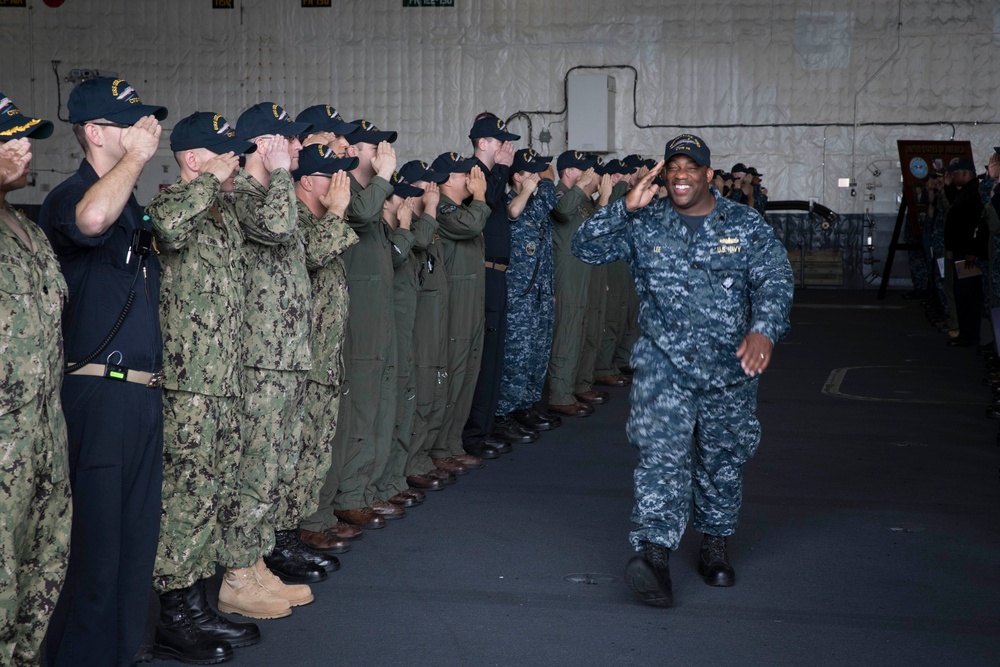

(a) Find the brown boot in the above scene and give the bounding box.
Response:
[217,567,291,619]
[253,559,314,607]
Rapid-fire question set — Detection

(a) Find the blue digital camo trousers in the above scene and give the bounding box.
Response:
[627,341,761,551]
[498,283,554,416]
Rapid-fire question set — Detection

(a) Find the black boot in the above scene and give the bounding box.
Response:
[624,541,673,607]
[186,579,260,649]
[150,587,233,665]
[291,531,341,573]
[698,534,736,587]
[492,416,538,444]
[264,530,328,583]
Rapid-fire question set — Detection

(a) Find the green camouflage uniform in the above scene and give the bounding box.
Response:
[429,195,490,459]
[0,203,71,667]
[225,169,309,567]
[147,174,246,592]
[295,199,358,534]
[407,228,450,476]
[547,182,595,405]
[374,213,436,497]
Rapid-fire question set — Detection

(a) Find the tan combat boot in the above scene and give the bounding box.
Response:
[217,566,292,619]
[253,559,314,607]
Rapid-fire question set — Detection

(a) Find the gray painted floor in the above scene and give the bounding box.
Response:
[152,289,1000,666]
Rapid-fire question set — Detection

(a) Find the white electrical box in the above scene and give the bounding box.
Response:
[567,74,615,153]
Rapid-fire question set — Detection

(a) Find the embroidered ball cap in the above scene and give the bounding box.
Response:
[730,162,748,175]
[747,166,762,177]
[292,143,359,181]
[295,105,359,137]
[664,134,711,168]
[622,154,643,170]
[945,157,976,173]
[170,112,256,155]
[346,119,397,145]
[642,158,658,170]
[511,148,552,174]
[593,155,614,176]
[67,77,167,126]
[390,171,425,199]
[556,150,597,172]
[430,152,479,175]
[0,94,54,140]
[398,159,448,185]
[236,102,312,141]
[469,113,520,142]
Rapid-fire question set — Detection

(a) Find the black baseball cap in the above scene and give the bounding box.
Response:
[170,112,256,154]
[556,150,597,171]
[0,94,54,140]
[398,159,448,185]
[945,157,976,173]
[346,119,397,145]
[511,148,551,174]
[292,143,359,181]
[664,134,710,168]
[430,152,478,175]
[296,105,358,136]
[390,172,425,199]
[731,162,748,174]
[747,166,762,177]
[469,113,520,142]
[67,77,167,126]
[622,154,643,170]
[593,156,613,176]
[642,158,658,170]
[237,102,312,141]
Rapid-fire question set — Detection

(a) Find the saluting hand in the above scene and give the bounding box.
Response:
[521,172,539,197]
[597,173,613,200]
[120,115,161,165]
[398,198,414,230]
[372,142,397,180]
[625,160,663,211]
[0,138,32,186]
[496,141,515,167]
[257,135,292,173]
[468,166,487,200]
[421,181,440,214]
[576,167,597,191]
[539,164,555,182]
[320,170,352,219]
[200,151,240,185]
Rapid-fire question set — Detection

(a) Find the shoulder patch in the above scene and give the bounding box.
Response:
[438,203,458,215]
[554,190,564,200]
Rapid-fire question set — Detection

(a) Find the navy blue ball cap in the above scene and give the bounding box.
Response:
[430,152,478,175]
[170,112,256,155]
[945,157,976,173]
[390,171,425,199]
[747,166,762,177]
[556,150,597,172]
[593,156,614,176]
[296,105,358,137]
[236,102,312,141]
[68,77,167,126]
[469,113,520,142]
[346,119,397,145]
[0,94,54,140]
[292,143,359,181]
[622,154,643,170]
[398,159,448,185]
[730,162,748,174]
[511,148,552,174]
[642,158,658,170]
[664,134,710,168]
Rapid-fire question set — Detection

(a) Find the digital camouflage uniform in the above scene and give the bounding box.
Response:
[319,174,396,511]
[614,272,641,370]
[226,168,308,567]
[572,189,793,551]
[547,182,595,406]
[429,195,490,459]
[295,199,358,534]
[147,173,245,592]
[0,203,71,667]
[407,227,450,476]
[497,178,557,416]
[375,213,436,497]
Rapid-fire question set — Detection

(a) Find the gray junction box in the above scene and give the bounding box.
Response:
[567,74,616,153]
